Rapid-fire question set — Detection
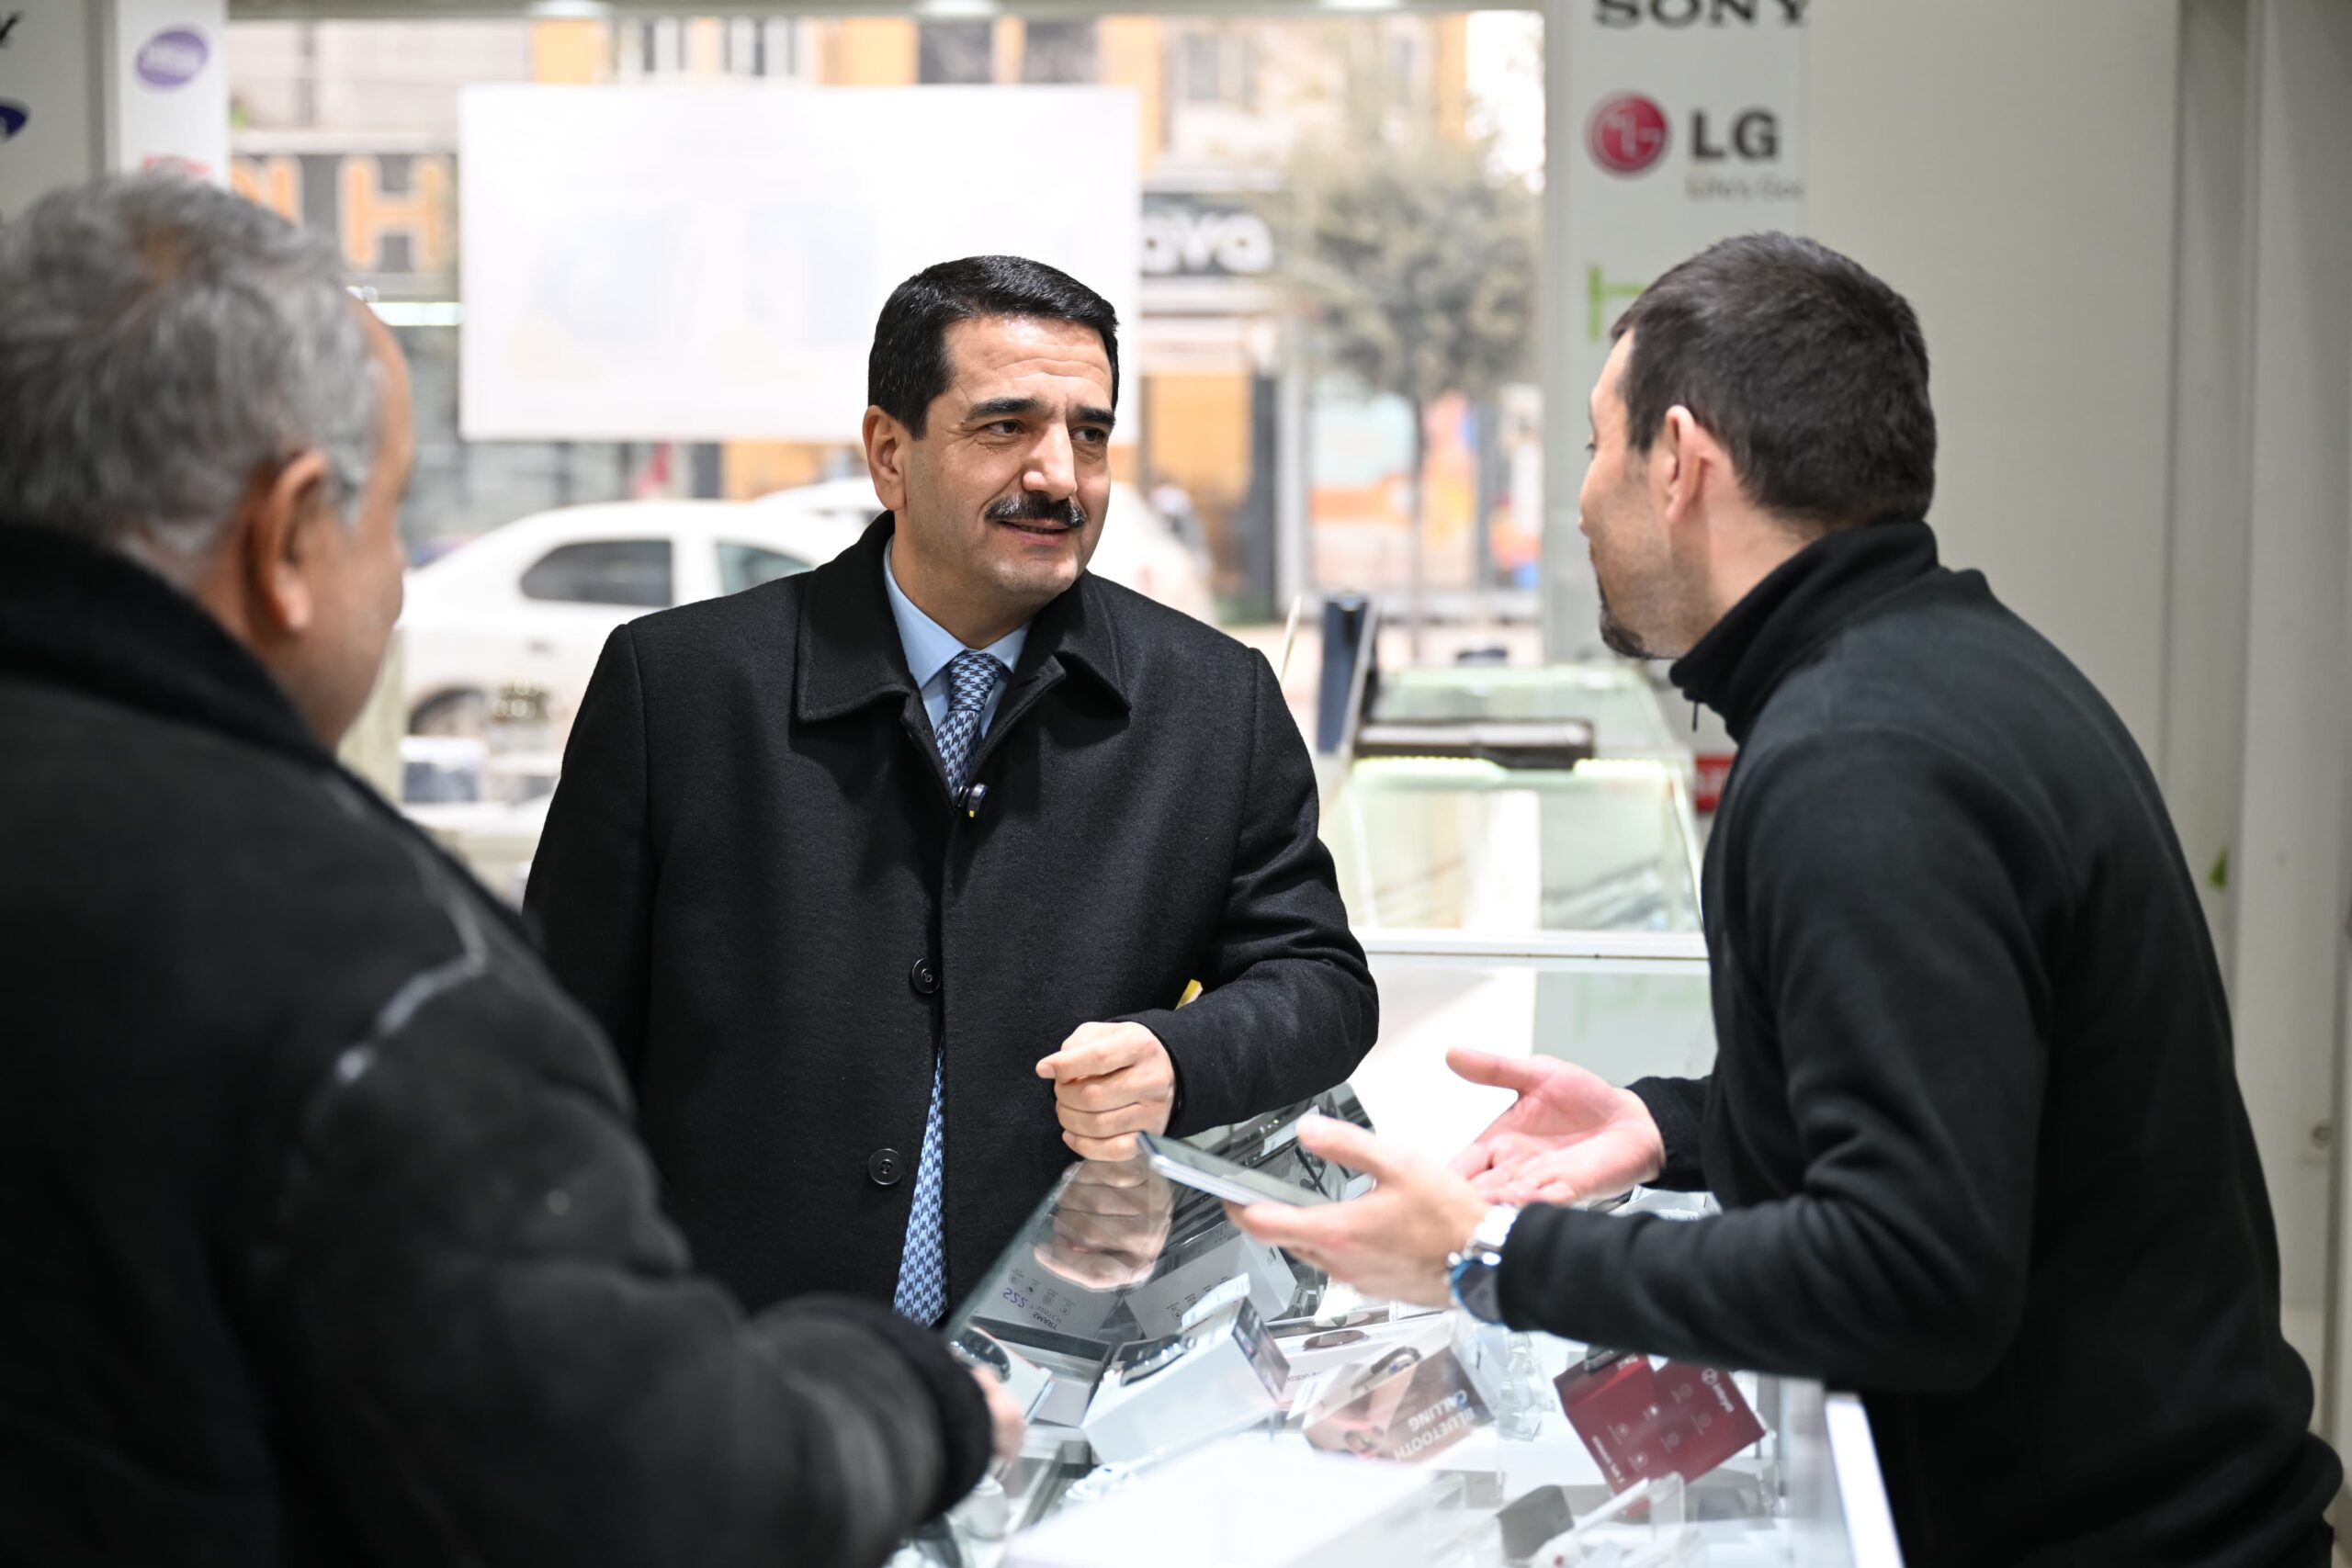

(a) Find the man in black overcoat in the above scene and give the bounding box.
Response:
[528,256,1378,1323]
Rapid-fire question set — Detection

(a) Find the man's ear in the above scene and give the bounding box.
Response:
[863,407,910,516]
[240,449,334,637]
[1656,405,1718,525]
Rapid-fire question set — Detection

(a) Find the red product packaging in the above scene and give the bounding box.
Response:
[1554,1350,1766,1494]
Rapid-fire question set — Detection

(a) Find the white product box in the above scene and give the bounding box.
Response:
[1080,1299,1289,1465]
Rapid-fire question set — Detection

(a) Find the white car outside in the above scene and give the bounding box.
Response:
[401,500,864,735]
[401,484,1213,737]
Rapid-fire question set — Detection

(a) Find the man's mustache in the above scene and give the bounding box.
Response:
[987,493,1089,530]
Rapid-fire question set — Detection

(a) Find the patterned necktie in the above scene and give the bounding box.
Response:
[894,649,1007,1325]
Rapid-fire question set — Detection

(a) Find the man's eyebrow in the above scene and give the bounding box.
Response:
[964,396,1046,422]
[961,396,1117,431]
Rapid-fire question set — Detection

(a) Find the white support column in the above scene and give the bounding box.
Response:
[0,0,224,224]
[2335,288,2352,1459]
[2162,0,2255,971]
[2231,0,2352,1429]
[1274,326,1310,619]
[1537,0,1599,661]
[0,2,108,220]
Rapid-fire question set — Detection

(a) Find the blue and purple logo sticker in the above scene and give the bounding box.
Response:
[135,28,209,89]
[0,101,28,143]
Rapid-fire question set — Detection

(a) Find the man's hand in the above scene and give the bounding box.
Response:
[1035,1158,1174,1290]
[1227,1115,1487,1310]
[1446,1049,1665,1206]
[1035,1022,1175,1160]
[970,1367,1026,1465]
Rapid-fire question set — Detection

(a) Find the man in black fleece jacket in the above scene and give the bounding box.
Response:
[1237,233,2339,1564]
[0,174,1016,1567]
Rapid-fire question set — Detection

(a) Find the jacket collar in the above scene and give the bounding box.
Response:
[1668,520,1940,744]
[796,514,1131,724]
[0,522,540,946]
[0,523,332,769]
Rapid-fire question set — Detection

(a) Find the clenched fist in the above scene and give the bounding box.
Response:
[1035,1021,1176,1160]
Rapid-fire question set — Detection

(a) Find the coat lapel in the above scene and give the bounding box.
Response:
[793,512,1136,792]
[794,516,921,726]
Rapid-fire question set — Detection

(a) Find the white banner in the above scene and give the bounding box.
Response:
[1561,0,1808,413]
[108,0,228,184]
[459,85,1142,444]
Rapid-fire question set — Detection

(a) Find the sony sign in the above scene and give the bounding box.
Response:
[1596,0,1810,26]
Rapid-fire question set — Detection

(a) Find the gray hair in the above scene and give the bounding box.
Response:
[0,172,380,576]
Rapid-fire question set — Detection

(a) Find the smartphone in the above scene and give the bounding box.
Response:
[1138,1132,1335,1208]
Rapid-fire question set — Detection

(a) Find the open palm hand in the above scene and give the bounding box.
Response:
[1445,1048,1666,1207]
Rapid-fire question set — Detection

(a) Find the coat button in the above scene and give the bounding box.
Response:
[910,956,940,997]
[868,1148,906,1187]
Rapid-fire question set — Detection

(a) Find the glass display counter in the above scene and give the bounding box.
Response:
[1323,757,1704,938]
[1319,743,1713,1269]
[1365,663,1697,793]
[902,1095,1899,1568]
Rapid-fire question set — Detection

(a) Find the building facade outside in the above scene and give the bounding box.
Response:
[225,12,1545,620]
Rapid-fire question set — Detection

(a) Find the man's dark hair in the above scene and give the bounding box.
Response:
[1611,232,1935,530]
[867,255,1120,437]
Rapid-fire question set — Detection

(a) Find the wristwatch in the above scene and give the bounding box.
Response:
[1447,1204,1522,1324]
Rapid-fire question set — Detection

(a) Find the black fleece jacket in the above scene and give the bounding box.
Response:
[0,525,990,1568]
[1496,522,2338,1565]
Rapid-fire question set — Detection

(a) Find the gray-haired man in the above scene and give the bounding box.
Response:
[0,174,1015,1568]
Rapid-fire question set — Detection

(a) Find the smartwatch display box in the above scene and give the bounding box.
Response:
[951,1327,1057,1423]
[1121,1230,1297,1337]
[1080,1297,1289,1465]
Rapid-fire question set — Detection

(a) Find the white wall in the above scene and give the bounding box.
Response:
[1804,1,2181,753]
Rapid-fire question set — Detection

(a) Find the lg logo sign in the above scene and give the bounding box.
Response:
[1694,108,1780,162]
[1589,94,1781,177]
[1588,95,1668,175]
[1596,0,1810,25]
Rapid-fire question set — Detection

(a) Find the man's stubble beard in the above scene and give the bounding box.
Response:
[1598,594,1661,660]
[1593,552,1669,661]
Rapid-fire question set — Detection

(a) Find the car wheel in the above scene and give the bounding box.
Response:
[410,687,492,739]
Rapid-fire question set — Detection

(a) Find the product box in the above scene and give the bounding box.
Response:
[1121,1231,1298,1337]
[1300,1317,1499,1463]
[1268,1306,1453,1409]
[1553,1350,1765,1494]
[1080,1298,1289,1465]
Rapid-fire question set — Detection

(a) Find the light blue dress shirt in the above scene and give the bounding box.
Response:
[882,545,1028,740]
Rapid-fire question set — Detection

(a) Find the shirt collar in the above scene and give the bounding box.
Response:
[795,515,1129,726]
[882,538,1029,688]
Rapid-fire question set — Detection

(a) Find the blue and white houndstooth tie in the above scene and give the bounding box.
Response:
[893,649,1007,1325]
